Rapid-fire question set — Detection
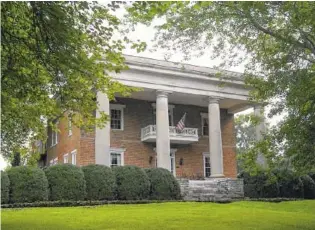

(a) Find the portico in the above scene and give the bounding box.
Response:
[94,54,253,179]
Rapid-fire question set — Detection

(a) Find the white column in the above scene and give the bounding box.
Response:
[208,97,224,178]
[156,90,171,171]
[254,105,267,168]
[95,91,111,166]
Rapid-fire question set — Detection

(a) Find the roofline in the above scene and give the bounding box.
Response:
[123,54,244,81]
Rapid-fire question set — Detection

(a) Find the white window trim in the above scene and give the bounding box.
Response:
[200,113,209,136]
[50,121,59,147]
[110,104,126,131]
[49,159,53,166]
[71,149,77,165]
[110,147,125,167]
[151,103,175,126]
[68,117,72,137]
[203,152,211,178]
[63,153,69,164]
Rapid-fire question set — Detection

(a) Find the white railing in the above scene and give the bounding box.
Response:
[141,125,198,141]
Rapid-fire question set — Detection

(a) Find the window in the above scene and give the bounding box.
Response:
[110,104,125,130]
[203,153,211,178]
[152,104,175,126]
[110,148,125,168]
[51,129,58,147]
[68,117,72,136]
[50,157,58,166]
[63,154,69,164]
[71,150,77,165]
[201,113,209,136]
[170,152,176,176]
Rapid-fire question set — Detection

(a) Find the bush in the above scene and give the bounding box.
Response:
[7,166,48,203]
[1,171,10,204]
[309,172,315,182]
[145,168,181,200]
[45,164,86,201]
[82,164,116,200]
[113,166,150,200]
[239,171,279,198]
[274,169,304,198]
[300,175,315,199]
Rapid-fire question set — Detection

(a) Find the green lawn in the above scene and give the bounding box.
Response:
[2,201,315,230]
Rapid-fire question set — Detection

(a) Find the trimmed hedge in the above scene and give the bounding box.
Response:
[274,169,304,198]
[82,164,116,200]
[300,175,315,199]
[113,166,150,200]
[45,164,86,201]
[145,168,181,200]
[1,200,187,209]
[7,166,48,203]
[239,171,279,198]
[1,171,10,204]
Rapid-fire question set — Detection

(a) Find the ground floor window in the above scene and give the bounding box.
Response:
[71,150,77,165]
[110,148,125,168]
[50,157,58,166]
[203,153,211,178]
[63,154,69,164]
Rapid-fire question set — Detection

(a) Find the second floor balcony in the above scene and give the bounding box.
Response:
[141,125,199,144]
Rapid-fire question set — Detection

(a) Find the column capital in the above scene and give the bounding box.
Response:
[208,96,222,104]
[156,90,172,98]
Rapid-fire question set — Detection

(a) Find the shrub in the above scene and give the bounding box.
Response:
[82,164,116,200]
[145,168,181,200]
[7,166,48,203]
[239,171,279,198]
[113,165,150,200]
[274,169,304,198]
[45,164,86,201]
[1,171,10,204]
[309,172,315,182]
[300,175,315,199]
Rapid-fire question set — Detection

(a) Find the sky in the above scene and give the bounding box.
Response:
[0,3,283,170]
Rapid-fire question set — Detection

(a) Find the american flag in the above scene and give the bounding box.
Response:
[176,113,186,132]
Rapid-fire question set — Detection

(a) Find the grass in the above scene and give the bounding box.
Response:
[2,201,315,230]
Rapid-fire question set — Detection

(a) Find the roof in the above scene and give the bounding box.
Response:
[123,54,244,81]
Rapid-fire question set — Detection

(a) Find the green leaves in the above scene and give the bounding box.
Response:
[1,2,140,159]
[127,2,315,173]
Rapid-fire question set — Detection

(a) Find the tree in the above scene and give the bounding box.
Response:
[1,2,145,160]
[234,113,256,172]
[127,2,315,173]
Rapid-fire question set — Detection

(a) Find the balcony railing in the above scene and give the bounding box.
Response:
[141,125,199,144]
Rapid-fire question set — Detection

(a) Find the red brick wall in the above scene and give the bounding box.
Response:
[46,98,237,178]
[46,115,81,165]
[111,98,237,178]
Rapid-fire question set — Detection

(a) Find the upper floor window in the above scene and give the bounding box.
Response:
[110,148,125,168]
[201,113,209,136]
[152,103,175,126]
[110,104,125,130]
[51,121,59,147]
[68,116,72,136]
[71,149,77,165]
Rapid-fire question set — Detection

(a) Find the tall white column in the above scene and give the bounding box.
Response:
[254,105,267,168]
[208,97,224,178]
[156,90,171,171]
[95,91,111,166]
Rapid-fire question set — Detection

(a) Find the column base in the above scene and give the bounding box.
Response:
[210,174,225,178]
